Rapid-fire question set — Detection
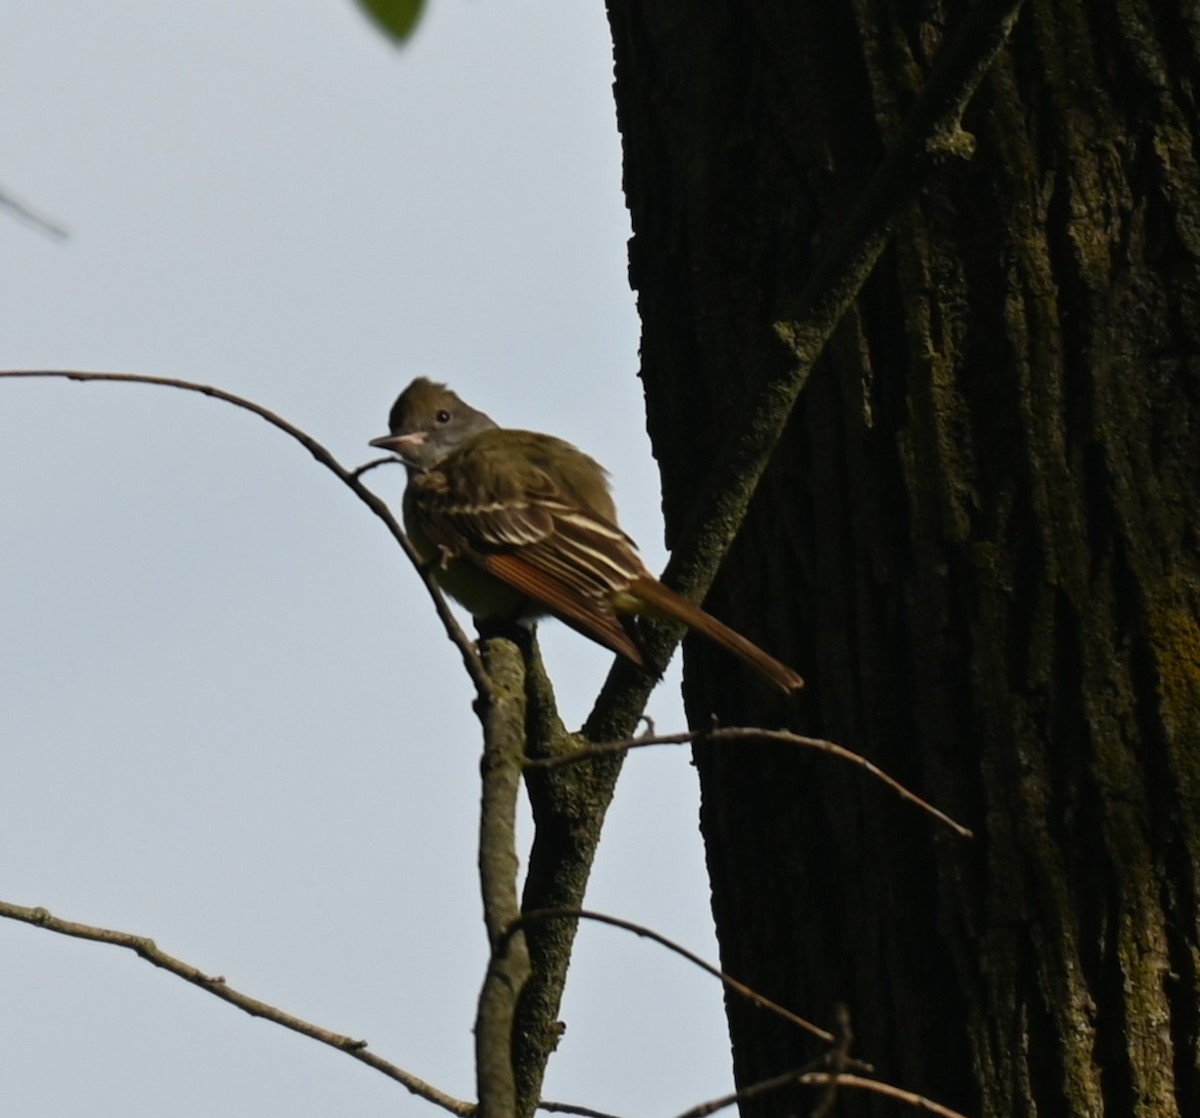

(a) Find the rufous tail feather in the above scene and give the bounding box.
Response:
[626,576,804,693]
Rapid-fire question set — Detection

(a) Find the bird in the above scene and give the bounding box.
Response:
[369,378,804,693]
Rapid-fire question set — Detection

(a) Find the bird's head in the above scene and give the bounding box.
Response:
[370,377,497,471]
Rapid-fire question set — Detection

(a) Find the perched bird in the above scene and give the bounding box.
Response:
[370,378,803,693]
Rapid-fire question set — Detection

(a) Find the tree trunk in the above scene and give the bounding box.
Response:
[607,2,1200,1114]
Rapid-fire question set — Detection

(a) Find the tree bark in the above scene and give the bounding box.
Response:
[607,2,1200,1115]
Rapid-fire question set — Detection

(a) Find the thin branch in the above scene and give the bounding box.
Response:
[810,1004,853,1118]
[510,908,835,1044]
[671,1061,831,1118]
[542,1061,970,1118]
[538,1104,626,1118]
[541,1025,969,1118]
[525,728,972,838]
[0,899,472,1116]
[0,368,492,698]
[797,1074,969,1118]
[668,1065,970,1118]
[0,183,69,240]
[538,1104,627,1118]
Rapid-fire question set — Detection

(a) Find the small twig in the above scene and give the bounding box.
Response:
[670,1060,829,1118]
[663,1061,971,1118]
[510,907,835,1044]
[0,184,69,240]
[810,1004,853,1118]
[524,728,972,839]
[538,951,965,1118]
[0,368,491,699]
[351,454,398,479]
[797,1073,969,1118]
[538,1103,627,1118]
[0,899,472,1116]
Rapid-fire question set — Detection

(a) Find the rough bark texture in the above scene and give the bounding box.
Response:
[607,2,1200,1115]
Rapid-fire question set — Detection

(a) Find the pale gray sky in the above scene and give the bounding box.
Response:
[1,2,732,1115]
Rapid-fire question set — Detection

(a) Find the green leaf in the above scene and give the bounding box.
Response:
[353,0,426,44]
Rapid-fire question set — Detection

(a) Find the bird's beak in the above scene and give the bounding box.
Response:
[370,431,426,458]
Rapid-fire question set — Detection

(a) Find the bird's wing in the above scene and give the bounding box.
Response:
[410,468,648,662]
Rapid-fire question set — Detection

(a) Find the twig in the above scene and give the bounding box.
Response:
[0,899,472,1116]
[670,1061,829,1118]
[537,1105,626,1118]
[810,1004,853,1118]
[664,1063,971,1118]
[0,183,69,240]
[796,1074,969,1118]
[0,368,491,698]
[541,1019,966,1118]
[525,728,972,839]
[510,908,834,1044]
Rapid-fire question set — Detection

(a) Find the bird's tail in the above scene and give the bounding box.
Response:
[625,576,804,694]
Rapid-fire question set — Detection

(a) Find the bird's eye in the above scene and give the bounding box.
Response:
[436,409,452,424]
